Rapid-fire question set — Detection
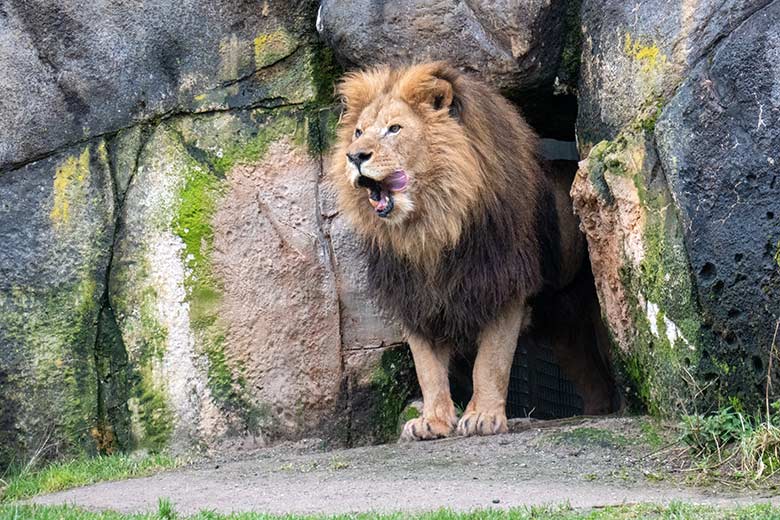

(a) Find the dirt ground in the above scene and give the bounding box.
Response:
[31,417,780,515]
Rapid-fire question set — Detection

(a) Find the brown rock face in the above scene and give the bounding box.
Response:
[213,140,343,436]
[570,159,645,354]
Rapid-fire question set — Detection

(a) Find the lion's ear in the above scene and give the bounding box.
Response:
[404,76,454,112]
[398,63,460,115]
[336,67,389,121]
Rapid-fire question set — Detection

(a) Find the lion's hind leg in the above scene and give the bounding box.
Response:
[399,334,457,441]
[458,302,529,437]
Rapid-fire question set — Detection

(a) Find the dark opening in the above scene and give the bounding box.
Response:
[450,89,621,420]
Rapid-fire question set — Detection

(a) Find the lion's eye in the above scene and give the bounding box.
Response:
[387,124,402,134]
[354,128,363,138]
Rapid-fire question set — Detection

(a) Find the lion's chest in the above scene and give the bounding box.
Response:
[365,216,543,349]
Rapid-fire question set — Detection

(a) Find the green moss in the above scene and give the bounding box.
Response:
[173,158,223,276]
[558,0,583,88]
[137,287,168,364]
[93,305,133,454]
[370,348,419,442]
[400,403,421,423]
[308,43,342,107]
[172,156,234,411]
[133,367,173,451]
[775,241,780,270]
[186,111,302,176]
[253,29,298,70]
[0,285,102,461]
[0,142,116,466]
[169,117,287,434]
[309,107,340,157]
[633,97,665,133]
[585,128,704,416]
[550,427,631,448]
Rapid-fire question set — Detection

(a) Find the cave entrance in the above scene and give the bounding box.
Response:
[450,89,621,420]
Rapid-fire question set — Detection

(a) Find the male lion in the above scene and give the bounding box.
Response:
[333,62,593,440]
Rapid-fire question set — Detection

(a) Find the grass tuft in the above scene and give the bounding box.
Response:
[157,498,177,520]
[3,503,780,520]
[680,402,780,481]
[0,453,178,502]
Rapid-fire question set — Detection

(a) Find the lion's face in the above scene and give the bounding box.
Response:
[333,63,503,267]
[343,96,428,221]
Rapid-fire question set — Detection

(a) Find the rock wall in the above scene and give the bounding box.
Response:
[0,1,404,467]
[2,0,779,467]
[572,0,780,412]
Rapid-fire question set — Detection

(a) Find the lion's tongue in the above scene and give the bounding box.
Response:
[366,171,406,213]
[384,170,408,192]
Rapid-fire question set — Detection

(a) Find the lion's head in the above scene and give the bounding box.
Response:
[332,62,540,268]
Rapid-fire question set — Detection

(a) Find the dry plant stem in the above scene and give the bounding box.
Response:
[767,319,780,419]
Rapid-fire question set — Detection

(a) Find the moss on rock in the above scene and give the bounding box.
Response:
[131,366,174,451]
[370,347,419,442]
[578,127,704,415]
[253,29,298,70]
[0,141,115,467]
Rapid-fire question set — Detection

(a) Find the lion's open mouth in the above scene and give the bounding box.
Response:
[357,170,408,218]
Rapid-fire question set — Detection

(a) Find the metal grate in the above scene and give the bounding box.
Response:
[506,335,583,419]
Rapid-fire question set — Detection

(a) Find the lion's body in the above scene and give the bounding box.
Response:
[333,62,590,439]
[366,182,562,352]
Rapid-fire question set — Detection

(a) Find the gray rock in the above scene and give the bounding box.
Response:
[0,141,114,465]
[0,0,415,464]
[0,0,319,171]
[577,0,771,151]
[574,0,780,412]
[655,0,780,400]
[317,0,568,92]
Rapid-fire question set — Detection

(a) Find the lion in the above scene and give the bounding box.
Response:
[332,62,602,441]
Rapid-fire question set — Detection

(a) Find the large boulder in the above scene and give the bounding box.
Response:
[0,0,320,171]
[573,0,780,413]
[655,2,780,405]
[577,0,769,151]
[317,0,571,93]
[109,107,349,451]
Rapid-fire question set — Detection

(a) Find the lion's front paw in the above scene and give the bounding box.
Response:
[456,410,508,437]
[399,416,456,442]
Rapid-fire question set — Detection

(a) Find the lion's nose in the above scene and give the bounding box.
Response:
[347,151,372,168]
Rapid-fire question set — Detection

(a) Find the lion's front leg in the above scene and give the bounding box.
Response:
[399,334,457,441]
[458,302,529,437]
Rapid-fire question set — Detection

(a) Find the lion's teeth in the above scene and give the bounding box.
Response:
[376,194,388,211]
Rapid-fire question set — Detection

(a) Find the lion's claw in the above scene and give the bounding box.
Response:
[399,416,456,442]
[457,410,508,437]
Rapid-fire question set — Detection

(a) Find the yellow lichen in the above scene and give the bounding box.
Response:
[253,29,296,69]
[51,147,90,228]
[624,33,667,73]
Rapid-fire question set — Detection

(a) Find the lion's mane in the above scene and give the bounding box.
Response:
[333,62,563,349]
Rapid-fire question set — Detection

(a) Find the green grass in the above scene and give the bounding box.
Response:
[0,454,178,502]
[680,404,780,480]
[549,427,632,449]
[638,418,667,450]
[4,502,780,520]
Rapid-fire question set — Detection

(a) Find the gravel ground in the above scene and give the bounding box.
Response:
[31,417,780,515]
